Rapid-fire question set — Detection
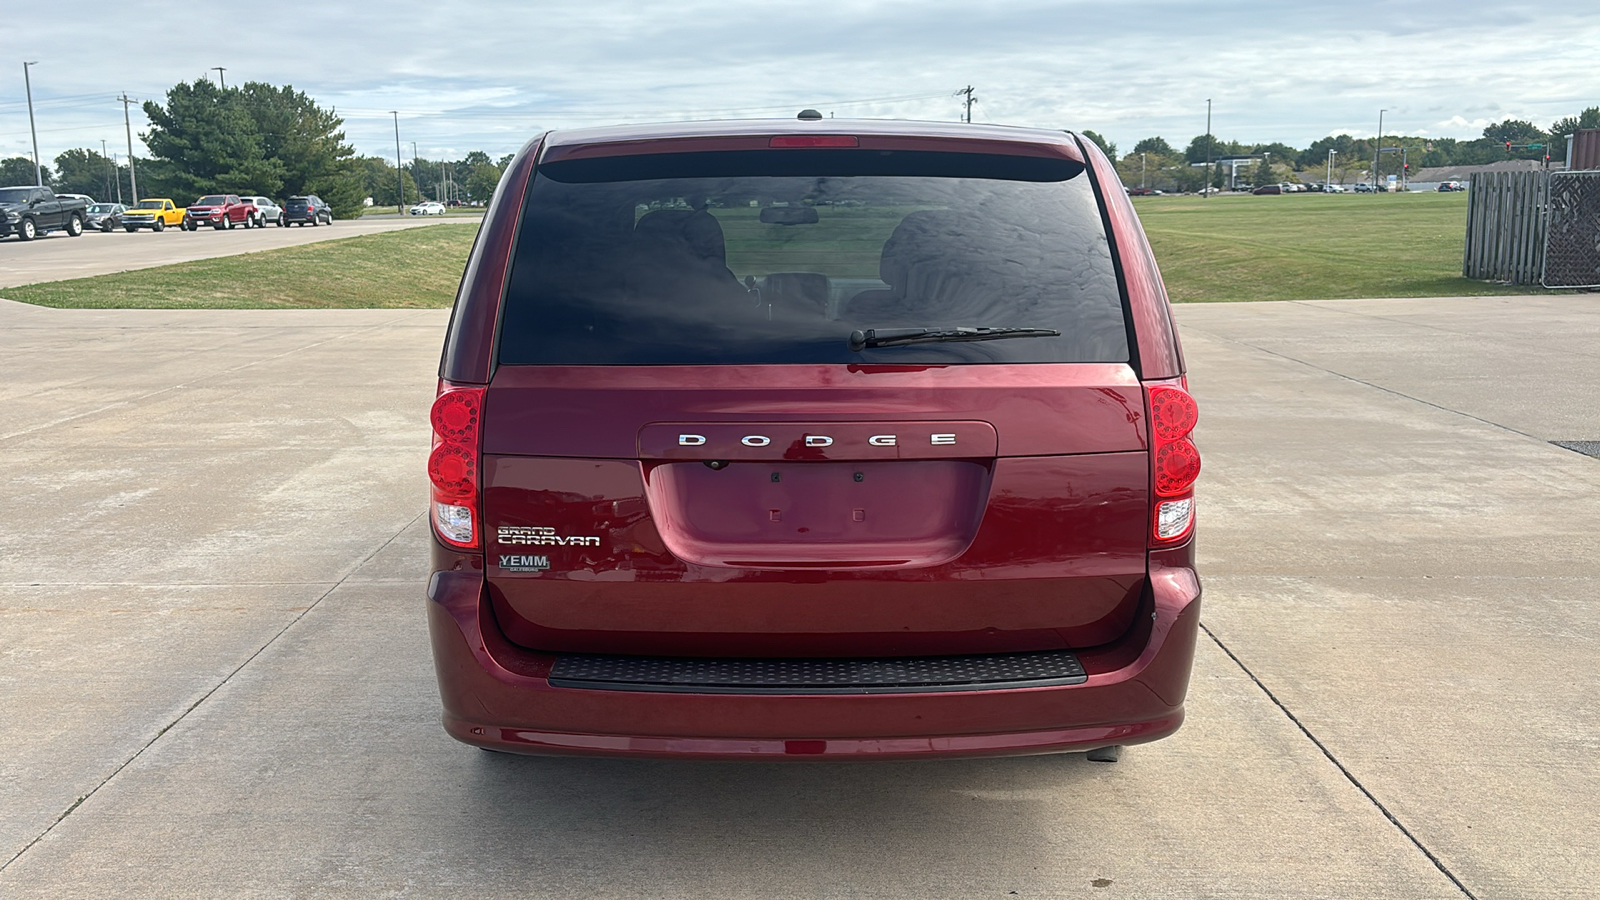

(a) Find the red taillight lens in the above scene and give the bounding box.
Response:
[1155,439,1201,496]
[429,383,485,549]
[430,389,480,443]
[427,442,476,498]
[1147,383,1200,544]
[769,135,859,148]
[1150,387,1197,441]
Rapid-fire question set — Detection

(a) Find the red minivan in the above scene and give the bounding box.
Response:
[427,116,1201,761]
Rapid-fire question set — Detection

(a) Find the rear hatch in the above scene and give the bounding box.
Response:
[480,141,1151,657]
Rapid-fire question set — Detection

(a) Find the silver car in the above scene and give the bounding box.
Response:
[240,196,284,227]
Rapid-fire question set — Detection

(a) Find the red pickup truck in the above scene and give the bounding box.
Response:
[184,194,257,230]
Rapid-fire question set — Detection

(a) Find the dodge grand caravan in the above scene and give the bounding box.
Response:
[427,117,1201,760]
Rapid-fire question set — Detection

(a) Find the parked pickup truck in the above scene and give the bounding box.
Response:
[122,198,187,232]
[0,185,88,241]
[185,194,257,230]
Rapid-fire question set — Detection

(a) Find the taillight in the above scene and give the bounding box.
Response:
[429,383,485,549]
[1147,382,1200,544]
[769,135,860,148]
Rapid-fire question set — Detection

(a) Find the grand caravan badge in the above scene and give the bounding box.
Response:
[497,525,602,547]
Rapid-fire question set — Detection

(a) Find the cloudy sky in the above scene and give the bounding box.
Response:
[6,1,1598,166]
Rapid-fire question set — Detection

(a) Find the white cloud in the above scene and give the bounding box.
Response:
[6,0,1598,166]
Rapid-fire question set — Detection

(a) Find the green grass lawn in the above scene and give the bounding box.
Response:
[5,223,480,309]
[1134,191,1543,303]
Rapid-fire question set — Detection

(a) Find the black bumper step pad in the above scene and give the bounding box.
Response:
[548,649,1087,695]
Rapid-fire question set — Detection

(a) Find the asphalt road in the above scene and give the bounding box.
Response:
[0,216,462,289]
[0,295,1595,897]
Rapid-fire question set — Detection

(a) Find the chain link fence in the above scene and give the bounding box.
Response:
[1544,171,1600,289]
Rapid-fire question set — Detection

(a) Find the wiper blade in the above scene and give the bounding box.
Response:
[848,325,1061,351]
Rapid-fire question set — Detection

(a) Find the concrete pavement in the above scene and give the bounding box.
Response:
[0,216,465,289]
[0,294,1595,897]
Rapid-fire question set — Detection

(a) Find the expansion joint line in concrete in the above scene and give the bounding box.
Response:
[0,511,427,875]
[1285,300,1600,365]
[1201,623,1478,900]
[1184,326,1546,444]
[0,309,436,445]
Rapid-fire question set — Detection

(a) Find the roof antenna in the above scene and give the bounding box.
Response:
[798,109,823,121]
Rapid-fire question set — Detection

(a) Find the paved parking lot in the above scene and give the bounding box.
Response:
[0,294,1595,897]
[0,216,463,289]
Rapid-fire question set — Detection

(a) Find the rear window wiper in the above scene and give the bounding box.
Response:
[848,326,1061,351]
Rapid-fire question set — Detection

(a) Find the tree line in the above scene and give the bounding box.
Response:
[10,92,1595,202]
[1087,107,1600,192]
[0,79,508,217]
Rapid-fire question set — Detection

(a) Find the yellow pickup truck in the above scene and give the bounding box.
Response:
[121,198,187,232]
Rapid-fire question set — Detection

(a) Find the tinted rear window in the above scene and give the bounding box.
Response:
[499,149,1127,366]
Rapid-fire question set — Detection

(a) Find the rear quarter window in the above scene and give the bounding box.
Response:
[499,148,1128,366]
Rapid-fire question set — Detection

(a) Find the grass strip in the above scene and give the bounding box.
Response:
[1135,191,1549,303]
[4,223,479,309]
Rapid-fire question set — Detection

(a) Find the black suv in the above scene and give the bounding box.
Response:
[283,195,332,226]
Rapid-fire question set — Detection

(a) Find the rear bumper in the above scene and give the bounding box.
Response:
[426,558,1200,760]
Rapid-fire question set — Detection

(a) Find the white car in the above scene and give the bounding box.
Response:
[1324,183,1347,193]
[240,196,284,227]
[409,201,446,216]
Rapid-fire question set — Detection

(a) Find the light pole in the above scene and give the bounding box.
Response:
[1204,99,1213,197]
[1327,149,1337,187]
[23,61,42,186]
[1373,109,1385,189]
[391,111,404,214]
[1141,152,1147,189]
[212,67,226,89]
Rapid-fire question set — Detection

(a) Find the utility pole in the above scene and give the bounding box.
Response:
[1204,99,1213,198]
[120,93,140,203]
[1373,109,1385,190]
[102,139,112,201]
[959,85,976,124]
[212,67,226,89]
[24,62,42,186]
[391,111,404,214]
[439,160,446,203]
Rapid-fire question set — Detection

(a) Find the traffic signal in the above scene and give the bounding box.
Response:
[1506,141,1513,151]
